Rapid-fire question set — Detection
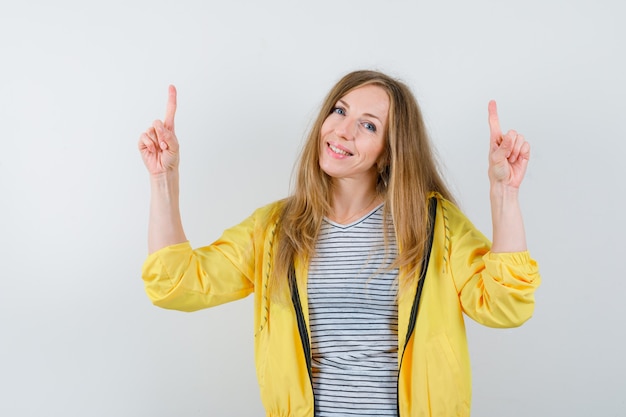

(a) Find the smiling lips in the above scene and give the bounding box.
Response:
[328,143,353,157]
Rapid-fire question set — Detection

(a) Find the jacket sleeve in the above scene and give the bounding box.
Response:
[141,211,258,312]
[443,198,541,328]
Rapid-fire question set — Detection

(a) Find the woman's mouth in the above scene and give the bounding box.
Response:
[328,143,352,156]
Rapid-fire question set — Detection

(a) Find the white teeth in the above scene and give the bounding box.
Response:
[329,144,351,156]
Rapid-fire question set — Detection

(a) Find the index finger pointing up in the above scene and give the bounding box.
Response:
[488,100,502,145]
[164,84,177,131]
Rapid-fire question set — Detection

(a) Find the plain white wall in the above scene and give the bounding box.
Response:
[1,0,624,415]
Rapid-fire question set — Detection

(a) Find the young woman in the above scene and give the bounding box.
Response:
[139,70,540,417]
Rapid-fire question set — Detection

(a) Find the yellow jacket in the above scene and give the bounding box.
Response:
[142,195,540,417]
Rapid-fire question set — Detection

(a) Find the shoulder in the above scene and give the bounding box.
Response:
[428,191,461,218]
[428,191,488,241]
[250,199,286,224]
[237,199,287,239]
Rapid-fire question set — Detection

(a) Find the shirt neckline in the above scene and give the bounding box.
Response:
[323,203,384,229]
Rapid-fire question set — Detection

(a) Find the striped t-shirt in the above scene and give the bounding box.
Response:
[308,204,399,417]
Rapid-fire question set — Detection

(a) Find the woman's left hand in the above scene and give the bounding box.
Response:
[487,100,530,189]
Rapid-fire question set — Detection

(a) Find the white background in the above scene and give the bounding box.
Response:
[1,0,624,416]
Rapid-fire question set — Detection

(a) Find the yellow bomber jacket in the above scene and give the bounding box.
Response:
[141,194,541,417]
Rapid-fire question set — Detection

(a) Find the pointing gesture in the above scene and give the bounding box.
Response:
[163,84,177,131]
[139,85,180,176]
[487,100,530,189]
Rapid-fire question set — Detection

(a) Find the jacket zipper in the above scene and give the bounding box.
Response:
[396,197,438,417]
[289,263,316,416]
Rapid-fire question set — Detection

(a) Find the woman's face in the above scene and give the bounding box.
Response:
[319,84,389,185]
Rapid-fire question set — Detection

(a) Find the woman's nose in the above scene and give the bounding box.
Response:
[335,117,356,140]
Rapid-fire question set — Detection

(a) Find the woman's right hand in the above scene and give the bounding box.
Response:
[138,85,180,176]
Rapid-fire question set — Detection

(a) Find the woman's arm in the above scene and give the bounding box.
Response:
[487,100,530,253]
[138,85,187,254]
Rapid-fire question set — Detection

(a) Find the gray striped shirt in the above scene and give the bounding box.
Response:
[308,204,399,417]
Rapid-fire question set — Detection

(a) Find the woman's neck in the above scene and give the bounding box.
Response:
[328,179,382,225]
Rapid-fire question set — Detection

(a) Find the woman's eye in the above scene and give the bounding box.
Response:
[363,122,376,132]
[332,107,345,116]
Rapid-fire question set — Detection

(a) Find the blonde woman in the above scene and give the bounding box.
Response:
[139,70,540,417]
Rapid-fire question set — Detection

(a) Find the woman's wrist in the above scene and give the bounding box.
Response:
[150,169,180,184]
[490,182,526,253]
[489,181,519,201]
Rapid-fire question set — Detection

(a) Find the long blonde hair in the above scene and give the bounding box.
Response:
[270,70,454,298]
